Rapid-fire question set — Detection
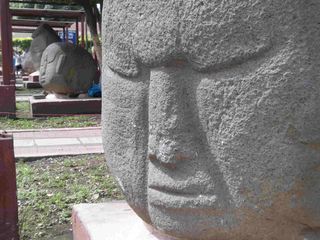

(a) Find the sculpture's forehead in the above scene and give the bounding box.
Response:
[108,0,288,18]
[103,0,310,76]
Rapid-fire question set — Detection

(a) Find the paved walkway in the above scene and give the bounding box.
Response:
[6,127,103,158]
[16,95,30,101]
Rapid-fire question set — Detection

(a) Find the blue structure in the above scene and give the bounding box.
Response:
[58,30,77,45]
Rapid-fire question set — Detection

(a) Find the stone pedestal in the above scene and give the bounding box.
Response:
[72,201,179,240]
[23,71,42,89]
[28,73,39,82]
[23,81,42,89]
[0,85,16,117]
[0,134,19,240]
[30,95,101,117]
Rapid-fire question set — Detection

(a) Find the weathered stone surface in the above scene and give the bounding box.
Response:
[21,51,36,74]
[39,42,98,95]
[26,23,61,72]
[102,1,320,239]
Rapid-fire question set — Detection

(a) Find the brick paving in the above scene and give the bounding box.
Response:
[6,127,103,158]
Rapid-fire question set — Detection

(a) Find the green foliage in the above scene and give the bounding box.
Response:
[10,3,35,9]
[12,38,32,52]
[11,37,94,53]
[17,154,123,239]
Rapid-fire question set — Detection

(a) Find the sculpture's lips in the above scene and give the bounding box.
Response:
[148,186,217,209]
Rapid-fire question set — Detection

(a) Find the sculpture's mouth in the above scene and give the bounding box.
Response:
[148,185,217,209]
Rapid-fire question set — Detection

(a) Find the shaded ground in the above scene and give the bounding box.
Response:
[0,101,101,130]
[17,154,123,240]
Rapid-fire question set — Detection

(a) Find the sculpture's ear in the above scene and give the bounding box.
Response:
[56,54,67,74]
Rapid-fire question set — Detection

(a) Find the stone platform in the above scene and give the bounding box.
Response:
[28,72,39,82]
[23,81,42,89]
[23,71,42,88]
[30,95,101,117]
[72,201,179,240]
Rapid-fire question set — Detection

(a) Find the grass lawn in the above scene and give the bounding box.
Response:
[15,88,43,96]
[0,101,100,130]
[17,154,123,240]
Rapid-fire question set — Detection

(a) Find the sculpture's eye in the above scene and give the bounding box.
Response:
[56,54,67,74]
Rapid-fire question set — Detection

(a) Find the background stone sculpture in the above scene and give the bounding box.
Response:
[102,1,320,239]
[21,51,36,74]
[25,23,61,72]
[39,42,98,96]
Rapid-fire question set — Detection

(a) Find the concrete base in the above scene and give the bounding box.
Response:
[30,96,101,117]
[0,85,16,117]
[72,202,179,240]
[23,81,42,89]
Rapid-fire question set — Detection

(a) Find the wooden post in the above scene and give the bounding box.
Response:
[85,17,88,50]
[0,134,19,240]
[81,16,85,48]
[63,27,66,42]
[76,19,79,46]
[66,26,69,43]
[0,0,16,117]
[0,0,13,86]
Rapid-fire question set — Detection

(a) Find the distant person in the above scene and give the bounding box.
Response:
[14,52,22,78]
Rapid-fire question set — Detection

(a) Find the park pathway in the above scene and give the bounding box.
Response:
[6,127,103,158]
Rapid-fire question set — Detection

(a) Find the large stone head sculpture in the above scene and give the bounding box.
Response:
[28,23,61,71]
[102,1,320,239]
[39,42,98,96]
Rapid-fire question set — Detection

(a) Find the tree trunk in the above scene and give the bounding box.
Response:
[76,0,102,68]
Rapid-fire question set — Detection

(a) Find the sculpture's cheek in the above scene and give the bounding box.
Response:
[102,67,151,223]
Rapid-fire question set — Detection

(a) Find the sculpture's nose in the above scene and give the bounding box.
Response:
[148,65,197,168]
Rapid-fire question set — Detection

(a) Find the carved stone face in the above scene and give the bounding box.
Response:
[102,1,320,239]
[40,42,97,95]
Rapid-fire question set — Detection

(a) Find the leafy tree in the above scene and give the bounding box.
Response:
[74,0,102,67]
